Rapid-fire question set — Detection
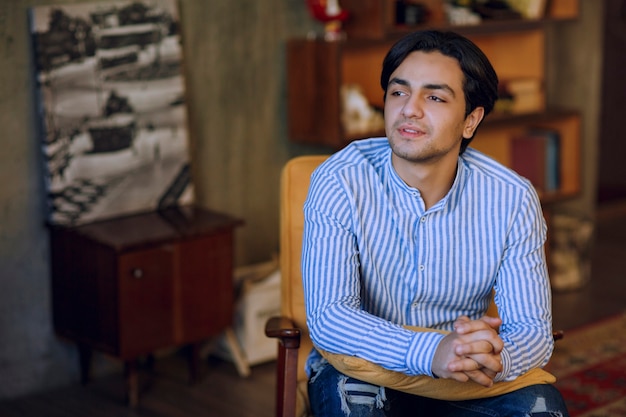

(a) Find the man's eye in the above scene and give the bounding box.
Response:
[428,95,444,102]
[390,90,407,97]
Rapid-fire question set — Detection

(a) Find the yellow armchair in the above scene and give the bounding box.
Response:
[265,155,563,417]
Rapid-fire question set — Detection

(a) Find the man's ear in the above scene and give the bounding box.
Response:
[462,107,485,139]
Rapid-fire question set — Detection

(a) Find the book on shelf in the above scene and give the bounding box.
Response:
[505,78,545,114]
[533,128,561,192]
[511,128,561,193]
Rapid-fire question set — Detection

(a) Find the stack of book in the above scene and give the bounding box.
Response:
[510,128,560,193]
[506,78,545,114]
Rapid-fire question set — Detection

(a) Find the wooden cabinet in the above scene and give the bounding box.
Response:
[49,206,243,405]
[287,0,581,201]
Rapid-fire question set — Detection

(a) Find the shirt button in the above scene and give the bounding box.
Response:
[419,265,425,271]
[420,217,426,223]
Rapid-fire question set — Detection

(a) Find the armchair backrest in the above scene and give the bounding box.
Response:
[279,155,329,385]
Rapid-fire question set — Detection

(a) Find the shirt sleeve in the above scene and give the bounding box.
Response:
[302,168,443,376]
[493,186,554,382]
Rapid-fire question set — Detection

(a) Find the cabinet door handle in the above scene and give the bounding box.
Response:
[131,268,144,279]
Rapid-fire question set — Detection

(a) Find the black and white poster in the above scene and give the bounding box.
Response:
[30,0,194,226]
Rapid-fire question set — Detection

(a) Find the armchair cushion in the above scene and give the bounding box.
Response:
[318,326,556,401]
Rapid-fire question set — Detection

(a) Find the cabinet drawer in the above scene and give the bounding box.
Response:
[118,246,175,358]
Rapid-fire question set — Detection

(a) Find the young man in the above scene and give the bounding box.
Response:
[302,30,569,416]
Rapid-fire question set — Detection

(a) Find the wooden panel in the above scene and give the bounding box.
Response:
[287,39,343,146]
[73,211,178,252]
[177,232,235,343]
[469,30,545,81]
[118,246,175,359]
[341,0,578,39]
[342,43,391,108]
[91,241,121,353]
[50,228,119,354]
[415,0,447,25]
[471,128,516,167]
[341,0,388,39]
[548,0,579,19]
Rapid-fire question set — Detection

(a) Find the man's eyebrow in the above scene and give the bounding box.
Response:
[388,77,457,98]
[423,83,456,97]
[388,77,409,88]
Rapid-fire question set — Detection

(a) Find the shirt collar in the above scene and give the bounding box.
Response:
[386,153,470,213]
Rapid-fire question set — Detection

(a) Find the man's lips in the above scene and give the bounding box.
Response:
[397,124,425,137]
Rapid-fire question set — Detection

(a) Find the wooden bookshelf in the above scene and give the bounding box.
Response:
[286,0,581,203]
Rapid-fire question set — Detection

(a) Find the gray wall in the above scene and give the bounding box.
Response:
[546,0,604,216]
[0,0,602,400]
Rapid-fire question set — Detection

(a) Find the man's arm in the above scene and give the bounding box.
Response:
[433,187,553,385]
[489,190,554,381]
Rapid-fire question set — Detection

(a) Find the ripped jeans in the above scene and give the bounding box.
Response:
[307,359,569,417]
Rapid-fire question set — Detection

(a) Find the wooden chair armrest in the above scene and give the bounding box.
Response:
[265,316,301,349]
[265,316,302,417]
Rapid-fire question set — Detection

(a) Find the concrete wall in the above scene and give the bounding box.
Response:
[0,0,602,400]
[546,0,604,216]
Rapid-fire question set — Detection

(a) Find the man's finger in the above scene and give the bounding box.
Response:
[464,369,494,387]
[448,357,482,373]
[462,352,503,374]
[479,315,502,330]
[454,340,494,356]
[448,358,495,387]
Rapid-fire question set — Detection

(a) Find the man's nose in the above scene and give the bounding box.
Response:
[402,96,424,118]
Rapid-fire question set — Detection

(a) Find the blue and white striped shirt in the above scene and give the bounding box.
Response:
[302,137,554,382]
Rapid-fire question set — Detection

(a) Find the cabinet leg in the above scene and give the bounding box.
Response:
[77,344,92,385]
[124,359,139,407]
[145,353,155,372]
[224,327,251,377]
[187,342,202,384]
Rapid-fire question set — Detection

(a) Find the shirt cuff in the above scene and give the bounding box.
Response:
[405,331,446,377]
[494,346,512,382]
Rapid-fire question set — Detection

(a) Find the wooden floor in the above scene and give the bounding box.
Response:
[1,201,625,417]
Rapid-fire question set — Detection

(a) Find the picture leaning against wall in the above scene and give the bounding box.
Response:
[29,0,194,226]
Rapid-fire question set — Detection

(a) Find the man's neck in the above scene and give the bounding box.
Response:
[392,155,458,210]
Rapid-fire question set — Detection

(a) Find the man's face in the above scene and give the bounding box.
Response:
[384,51,482,164]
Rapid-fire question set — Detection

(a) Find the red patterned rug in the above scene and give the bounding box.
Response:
[544,313,626,417]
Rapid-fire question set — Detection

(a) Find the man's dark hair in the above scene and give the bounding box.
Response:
[380,30,499,154]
